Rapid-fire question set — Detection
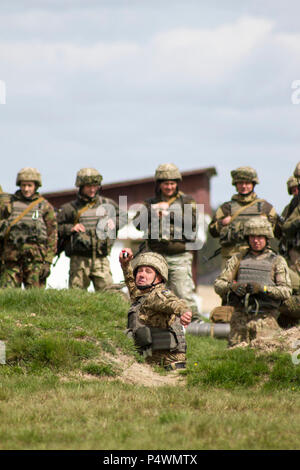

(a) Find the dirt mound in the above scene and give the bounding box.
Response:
[109,351,186,387]
[62,350,186,388]
[250,327,300,354]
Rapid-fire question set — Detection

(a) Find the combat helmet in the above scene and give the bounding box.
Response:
[243,216,274,239]
[132,252,168,283]
[16,167,42,188]
[231,166,259,186]
[155,163,182,181]
[287,176,298,195]
[293,162,300,181]
[75,168,103,187]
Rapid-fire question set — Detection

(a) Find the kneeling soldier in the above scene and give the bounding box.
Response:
[214,217,292,348]
[119,249,192,370]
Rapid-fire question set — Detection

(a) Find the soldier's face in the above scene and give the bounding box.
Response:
[135,266,162,286]
[249,235,267,252]
[291,186,299,196]
[160,180,177,198]
[20,181,36,198]
[81,184,100,198]
[236,181,254,195]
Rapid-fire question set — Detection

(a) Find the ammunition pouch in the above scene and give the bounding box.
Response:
[69,231,109,257]
[133,326,179,351]
[134,327,152,348]
[127,308,186,354]
[210,306,235,323]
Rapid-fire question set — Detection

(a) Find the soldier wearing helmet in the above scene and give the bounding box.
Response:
[214,216,291,348]
[0,167,57,288]
[132,163,200,320]
[209,166,280,267]
[57,168,125,291]
[280,164,300,278]
[119,248,192,370]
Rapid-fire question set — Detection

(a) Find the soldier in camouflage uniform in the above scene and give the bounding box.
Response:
[209,166,280,268]
[0,168,57,288]
[214,217,292,348]
[119,248,192,369]
[280,165,300,278]
[57,168,125,291]
[278,164,300,325]
[132,163,200,319]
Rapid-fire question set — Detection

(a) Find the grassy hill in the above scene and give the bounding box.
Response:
[0,288,300,450]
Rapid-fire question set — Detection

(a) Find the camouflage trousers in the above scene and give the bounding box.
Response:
[0,260,47,288]
[228,309,280,348]
[164,252,199,316]
[145,351,186,368]
[69,255,113,291]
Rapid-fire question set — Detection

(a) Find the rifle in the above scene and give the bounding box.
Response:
[202,247,221,263]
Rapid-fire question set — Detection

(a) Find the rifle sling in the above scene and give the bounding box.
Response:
[74,201,97,225]
[230,198,265,223]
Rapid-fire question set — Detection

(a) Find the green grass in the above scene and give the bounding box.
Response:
[0,288,300,450]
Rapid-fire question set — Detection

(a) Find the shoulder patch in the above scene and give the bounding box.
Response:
[161,289,171,295]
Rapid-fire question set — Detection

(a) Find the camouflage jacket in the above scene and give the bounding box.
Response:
[209,192,280,248]
[57,192,126,258]
[281,201,300,239]
[0,190,57,264]
[214,248,292,310]
[132,190,197,255]
[278,198,299,255]
[122,263,187,328]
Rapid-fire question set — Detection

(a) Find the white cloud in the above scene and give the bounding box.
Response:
[149,17,274,82]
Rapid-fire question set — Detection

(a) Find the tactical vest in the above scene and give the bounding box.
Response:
[220,199,264,247]
[126,296,186,356]
[147,192,196,255]
[236,252,280,311]
[69,198,113,257]
[6,198,48,245]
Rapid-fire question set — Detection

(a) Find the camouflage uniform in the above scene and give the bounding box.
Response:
[214,217,292,348]
[209,167,280,267]
[57,168,125,291]
[123,252,187,368]
[133,163,199,317]
[278,167,300,326]
[281,170,300,276]
[0,168,57,288]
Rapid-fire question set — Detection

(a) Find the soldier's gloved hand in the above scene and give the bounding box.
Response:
[229,282,247,297]
[246,282,264,295]
[40,263,51,280]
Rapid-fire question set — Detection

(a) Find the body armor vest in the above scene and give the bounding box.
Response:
[147,193,196,255]
[126,295,186,355]
[69,197,112,257]
[220,199,264,247]
[7,199,47,245]
[236,252,280,311]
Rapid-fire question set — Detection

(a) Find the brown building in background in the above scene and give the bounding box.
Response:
[43,167,217,213]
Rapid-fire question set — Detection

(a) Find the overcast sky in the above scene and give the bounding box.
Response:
[1,0,300,213]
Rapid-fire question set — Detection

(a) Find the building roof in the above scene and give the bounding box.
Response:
[43,167,217,198]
